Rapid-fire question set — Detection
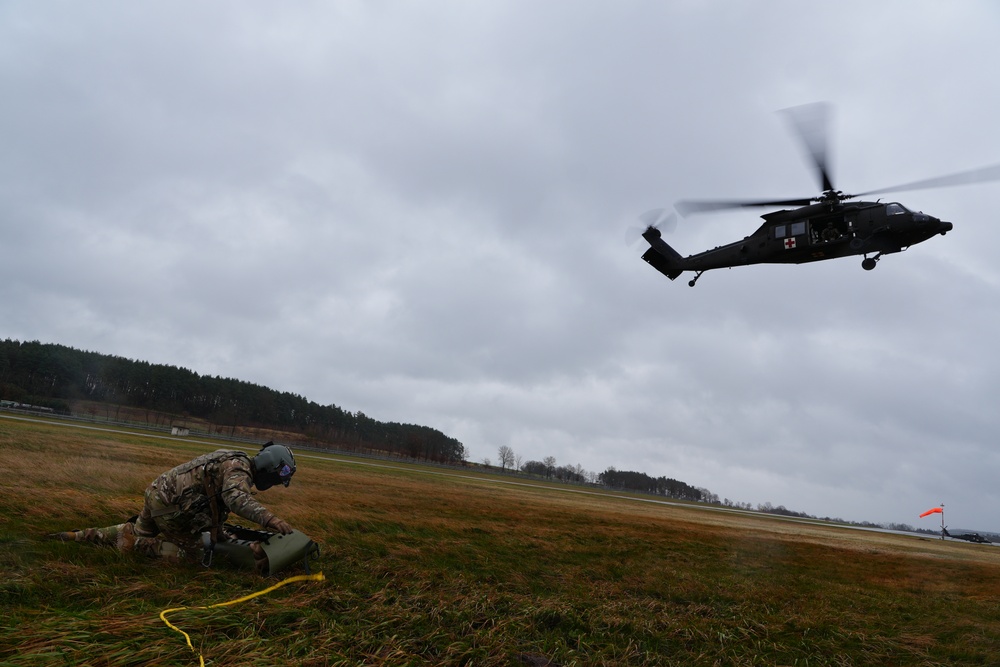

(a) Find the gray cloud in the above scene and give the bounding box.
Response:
[2,1,1000,530]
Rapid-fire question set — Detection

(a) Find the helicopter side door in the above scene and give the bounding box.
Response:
[810,214,853,245]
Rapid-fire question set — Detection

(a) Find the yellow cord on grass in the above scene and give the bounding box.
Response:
[159,572,325,666]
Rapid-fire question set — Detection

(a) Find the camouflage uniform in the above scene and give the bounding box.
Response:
[64,450,278,567]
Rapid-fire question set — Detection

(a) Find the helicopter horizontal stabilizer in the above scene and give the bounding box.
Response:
[640,228,684,280]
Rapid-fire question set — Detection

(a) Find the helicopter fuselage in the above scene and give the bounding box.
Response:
[641,200,953,286]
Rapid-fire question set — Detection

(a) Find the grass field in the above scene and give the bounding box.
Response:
[3,414,1000,666]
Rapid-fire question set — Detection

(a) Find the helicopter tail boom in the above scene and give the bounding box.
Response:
[640,227,684,280]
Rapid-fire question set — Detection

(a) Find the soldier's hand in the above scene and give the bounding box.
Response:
[267,516,294,535]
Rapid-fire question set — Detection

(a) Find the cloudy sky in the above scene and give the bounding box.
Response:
[4,1,1000,530]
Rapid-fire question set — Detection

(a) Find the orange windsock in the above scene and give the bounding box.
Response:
[919,507,943,518]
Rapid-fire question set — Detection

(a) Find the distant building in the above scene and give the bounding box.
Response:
[0,400,52,413]
[170,426,190,436]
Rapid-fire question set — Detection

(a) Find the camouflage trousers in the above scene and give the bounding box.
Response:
[65,486,268,571]
[70,484,219,562]
[67,520,269,572]
[67,520,195,561]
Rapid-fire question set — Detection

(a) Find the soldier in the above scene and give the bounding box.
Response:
[51,442,297,572]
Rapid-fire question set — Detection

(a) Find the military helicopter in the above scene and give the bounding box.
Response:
[640,103,1000,287]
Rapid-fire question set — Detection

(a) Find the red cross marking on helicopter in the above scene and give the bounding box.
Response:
[784,237,797,249]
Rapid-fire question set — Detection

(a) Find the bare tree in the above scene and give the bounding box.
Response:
[543,456,556,478]
[498,445,515,472]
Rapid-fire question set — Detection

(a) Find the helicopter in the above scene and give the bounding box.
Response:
[640,103,1000,287]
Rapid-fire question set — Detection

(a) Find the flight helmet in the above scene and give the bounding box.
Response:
[252,442,296,490]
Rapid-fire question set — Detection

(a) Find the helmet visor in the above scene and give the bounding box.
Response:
[278,463,295,487]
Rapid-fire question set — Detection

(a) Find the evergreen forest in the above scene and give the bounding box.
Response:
[0,339,465,463]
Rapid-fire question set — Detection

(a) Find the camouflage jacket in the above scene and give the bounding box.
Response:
[148,450,275,529]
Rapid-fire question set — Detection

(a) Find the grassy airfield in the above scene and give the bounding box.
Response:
[2,415,1000,666]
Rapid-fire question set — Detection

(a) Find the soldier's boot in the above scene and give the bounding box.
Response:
[46,531,82,541]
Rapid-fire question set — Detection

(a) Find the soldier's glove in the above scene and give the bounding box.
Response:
[266,516,294,535]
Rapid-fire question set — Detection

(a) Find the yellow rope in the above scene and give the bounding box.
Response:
[159,572,325,666]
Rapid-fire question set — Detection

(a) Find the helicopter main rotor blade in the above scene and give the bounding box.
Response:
[849,162,1000,198]
[780,102,835,193]
[675,197,814,216]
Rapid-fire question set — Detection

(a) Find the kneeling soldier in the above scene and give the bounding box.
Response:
[52,442,298,574]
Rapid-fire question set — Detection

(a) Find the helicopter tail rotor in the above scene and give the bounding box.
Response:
[639,208,678,234]
[626,208,678,246]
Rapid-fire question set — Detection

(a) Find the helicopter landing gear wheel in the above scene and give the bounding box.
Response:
[861,253,882,271]
[688,271,704,287]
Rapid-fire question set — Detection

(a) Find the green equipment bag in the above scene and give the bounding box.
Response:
[205,524,320,576]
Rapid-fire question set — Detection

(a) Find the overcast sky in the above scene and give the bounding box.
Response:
[3,1,1000,530]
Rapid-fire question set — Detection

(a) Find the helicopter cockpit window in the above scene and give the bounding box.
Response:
[772,225,786,239]
[886,203,907,215]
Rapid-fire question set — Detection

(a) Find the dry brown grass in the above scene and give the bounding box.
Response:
[4,413,1000,665]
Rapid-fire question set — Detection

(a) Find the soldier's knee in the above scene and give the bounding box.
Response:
[134,516,159,538]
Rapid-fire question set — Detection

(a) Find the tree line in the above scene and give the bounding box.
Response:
[0,339,465,463]
[7,341,967,534]
[597,467,711,501]
[495,445,715,503]
[4,339,847,522]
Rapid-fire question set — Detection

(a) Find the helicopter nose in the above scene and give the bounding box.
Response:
[939,220,953,234]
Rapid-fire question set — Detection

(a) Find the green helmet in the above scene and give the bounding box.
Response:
[252,442,296,490]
